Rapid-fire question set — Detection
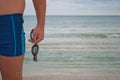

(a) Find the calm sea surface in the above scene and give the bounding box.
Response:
[23,15,120,77]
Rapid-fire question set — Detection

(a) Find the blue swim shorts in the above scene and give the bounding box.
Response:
[0,13,25,56]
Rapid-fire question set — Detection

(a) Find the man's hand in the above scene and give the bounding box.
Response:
[28,26,44,44]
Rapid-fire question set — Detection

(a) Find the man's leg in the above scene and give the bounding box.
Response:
[0,55,24,80]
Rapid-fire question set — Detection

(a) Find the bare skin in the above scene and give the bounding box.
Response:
[0,55,24,80]
[0,0,25,15]
[0,0,46,80]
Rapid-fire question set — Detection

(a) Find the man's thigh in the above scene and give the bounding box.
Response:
[0,55,24,80]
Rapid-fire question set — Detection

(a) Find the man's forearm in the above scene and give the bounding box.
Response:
[33,0,46,28]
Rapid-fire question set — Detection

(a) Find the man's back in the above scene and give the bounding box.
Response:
[0,0,25,15]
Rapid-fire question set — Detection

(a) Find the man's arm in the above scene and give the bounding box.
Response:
[29,0,46,44]
[33,0,46,27]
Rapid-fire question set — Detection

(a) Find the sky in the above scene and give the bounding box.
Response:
[24,0,120,15]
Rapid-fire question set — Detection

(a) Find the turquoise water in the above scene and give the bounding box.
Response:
[23,16,120,77]
[24,16,120,39]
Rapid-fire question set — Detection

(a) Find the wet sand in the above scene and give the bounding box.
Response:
[24,75,120,80]
[1,75,120,80]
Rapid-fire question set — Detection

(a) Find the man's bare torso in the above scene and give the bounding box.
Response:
[0,0,25,15]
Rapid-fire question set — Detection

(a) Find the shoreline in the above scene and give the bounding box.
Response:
[1,75,120,80]
[24,75,120,80]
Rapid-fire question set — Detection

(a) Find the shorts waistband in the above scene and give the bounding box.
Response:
[0,13,23,17]
[0,13,24,24]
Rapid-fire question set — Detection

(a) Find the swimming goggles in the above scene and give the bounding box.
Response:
[30,29,39,62]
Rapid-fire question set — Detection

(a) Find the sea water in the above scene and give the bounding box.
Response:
[23,15,120,77]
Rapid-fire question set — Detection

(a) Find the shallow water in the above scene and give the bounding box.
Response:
[23,16,120,77]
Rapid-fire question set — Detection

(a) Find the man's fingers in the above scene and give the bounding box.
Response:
[36,34,44,43]
[28,39,34,43]
[36,37,42,43]
[30,28,44,44]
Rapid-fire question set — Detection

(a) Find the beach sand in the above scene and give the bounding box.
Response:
[23,75,120,80]
[1,75,120,80]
